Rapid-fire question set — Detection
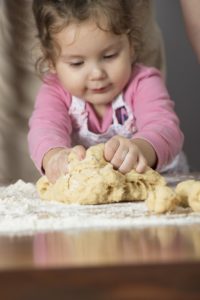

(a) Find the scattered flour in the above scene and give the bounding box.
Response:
[0,179,200,235]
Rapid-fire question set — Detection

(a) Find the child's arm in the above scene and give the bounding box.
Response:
[105,65,184,174]
[114,65,184,173]
[28,75,72,175]
[132,65,184,171]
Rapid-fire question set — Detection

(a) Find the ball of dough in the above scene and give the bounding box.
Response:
[146,185,178,214]
[176,180,200,212]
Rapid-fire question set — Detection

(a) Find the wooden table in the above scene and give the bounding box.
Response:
[0,223,200,300]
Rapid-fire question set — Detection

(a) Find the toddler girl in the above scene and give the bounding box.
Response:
[29,0,185,183]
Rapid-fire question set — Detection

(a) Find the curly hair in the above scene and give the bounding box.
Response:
[32,0,149,76]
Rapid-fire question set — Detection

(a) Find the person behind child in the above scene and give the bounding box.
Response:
[28,0,187,184]
[180,0,200,63]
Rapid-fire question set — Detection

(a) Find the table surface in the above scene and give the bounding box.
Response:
[1,174,200,300]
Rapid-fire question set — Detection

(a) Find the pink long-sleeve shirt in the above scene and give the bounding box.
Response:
[28,64,184,172]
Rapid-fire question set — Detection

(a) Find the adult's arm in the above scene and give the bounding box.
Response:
[180,0,200,62]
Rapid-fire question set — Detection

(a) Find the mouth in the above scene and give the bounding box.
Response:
[90,84,111,94]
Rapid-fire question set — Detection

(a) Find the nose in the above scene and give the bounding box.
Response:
[89,63,106,81]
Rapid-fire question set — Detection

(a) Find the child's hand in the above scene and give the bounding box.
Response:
[43,145,86,183]
[104,135,148,174]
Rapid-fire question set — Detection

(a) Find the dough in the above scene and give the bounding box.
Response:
[38,144,200,214]
[146,185,178,214]
[36,143,166,205]
[176,180,200,212]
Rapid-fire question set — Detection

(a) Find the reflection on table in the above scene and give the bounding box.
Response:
[0,224,199,270]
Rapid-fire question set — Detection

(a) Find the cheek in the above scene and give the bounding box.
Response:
[111,63,132,85]
[62,77,80,92]
[57,68,83,92]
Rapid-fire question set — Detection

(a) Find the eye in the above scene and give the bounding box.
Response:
[104,53,118,59]
[69,61,84,67]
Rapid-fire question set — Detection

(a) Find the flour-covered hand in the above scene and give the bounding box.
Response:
[43,145,86,183]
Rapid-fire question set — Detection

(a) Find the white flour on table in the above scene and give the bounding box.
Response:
[0,177,200,235]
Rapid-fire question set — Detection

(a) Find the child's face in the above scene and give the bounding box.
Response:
[52,20,134,106]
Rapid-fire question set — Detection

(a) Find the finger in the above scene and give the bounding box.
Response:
[56,149,70,174]
[72,145,86,160]
[104,137,120,162]
[58,157,68,175]
[46,163,62,184]
[111,146,129,170]
[135,156,147,173]
[49,171,61,184]
[118,150,138,173]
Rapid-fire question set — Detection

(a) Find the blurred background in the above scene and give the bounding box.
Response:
[0,0,199,184]
[154,0,200,171]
